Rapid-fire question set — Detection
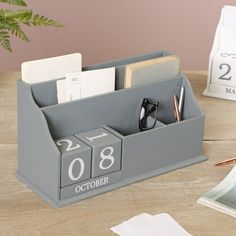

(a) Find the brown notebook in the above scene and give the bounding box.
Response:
[124,55,180,88]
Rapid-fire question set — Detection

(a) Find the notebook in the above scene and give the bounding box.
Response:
[124,55,180,88]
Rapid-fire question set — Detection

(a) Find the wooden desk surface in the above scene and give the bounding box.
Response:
[1,71,236,236]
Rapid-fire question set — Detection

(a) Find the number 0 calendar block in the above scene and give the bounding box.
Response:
[204,5,236,100]
[76,128,122,178]
[55,136,91,187]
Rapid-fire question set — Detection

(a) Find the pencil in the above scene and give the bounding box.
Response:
[173,94,180,122]
[215,157,236,166]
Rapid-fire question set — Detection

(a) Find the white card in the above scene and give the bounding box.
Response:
[66,72,82,101]
[56,79,67,104]
[56,67,115,104]
[151,213,191,236]
[22,53,82,84]
[111,213,191,236]
[79,67,115,98]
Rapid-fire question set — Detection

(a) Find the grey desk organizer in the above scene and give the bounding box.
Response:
[17,51,207,207]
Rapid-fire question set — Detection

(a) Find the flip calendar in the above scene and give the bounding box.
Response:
[204,5,236,100]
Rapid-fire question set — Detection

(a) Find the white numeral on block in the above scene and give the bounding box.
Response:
[86,132,108,142]
[56,139,80,151]
[68,158,85,181]
[99,147,115,170]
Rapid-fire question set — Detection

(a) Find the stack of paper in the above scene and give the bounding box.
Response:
[111,213,191,236]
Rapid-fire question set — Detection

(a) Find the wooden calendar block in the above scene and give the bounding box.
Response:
[55,136,91,187]
[76,128,122,178]
[211,52,236,87]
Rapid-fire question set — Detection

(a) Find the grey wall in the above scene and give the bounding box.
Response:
[1,0,236,71]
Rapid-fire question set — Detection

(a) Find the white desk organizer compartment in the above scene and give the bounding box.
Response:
[204,5,236,100]
[17,51,207,207]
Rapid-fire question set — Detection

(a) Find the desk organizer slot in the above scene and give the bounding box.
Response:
[103,115,204,182]
[41,76,201,139]
[17,51,207,207]
[31,79,58,107]
[83,50,170,90]
[30,51,170,108]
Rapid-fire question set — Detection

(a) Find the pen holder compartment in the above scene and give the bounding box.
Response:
[103,115,204,183]
[17,51,207,207]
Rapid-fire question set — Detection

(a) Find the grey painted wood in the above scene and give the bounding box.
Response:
[17,51,206,207]
[55,136,92,188]
[60,171,122,200]
[76,128,122,178]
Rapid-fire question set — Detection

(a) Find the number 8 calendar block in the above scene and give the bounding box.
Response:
[55,136,91,187]
[76,128,122,178]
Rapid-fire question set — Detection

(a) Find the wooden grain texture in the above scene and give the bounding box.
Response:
[0,71,236,236]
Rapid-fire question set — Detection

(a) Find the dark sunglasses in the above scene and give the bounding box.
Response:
[139,98,159,132]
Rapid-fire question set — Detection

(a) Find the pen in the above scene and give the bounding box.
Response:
[173,94,180,122]
[215,157,236,166]
[178,86,185,119]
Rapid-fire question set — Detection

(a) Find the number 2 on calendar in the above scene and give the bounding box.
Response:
[219,63,232,81]
[56,139,80,151]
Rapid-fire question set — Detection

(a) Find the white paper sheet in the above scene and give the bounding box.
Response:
[56,67,115,104]
[111,213,191,236]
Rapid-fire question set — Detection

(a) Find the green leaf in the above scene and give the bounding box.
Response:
[0,1,63,52]
[0,18,29,42]
[0,0,27,7]
[0,10,63,27]
[0,30,11,51]
[31,14,63,27]
[0,9,32,21]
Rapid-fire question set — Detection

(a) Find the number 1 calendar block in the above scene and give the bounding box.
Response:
[76,128,122,178]
[204,5,236,101]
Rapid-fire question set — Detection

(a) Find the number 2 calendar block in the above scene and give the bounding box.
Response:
[55,136,91,187]
[76,128,122,178]
[211,52,236,87]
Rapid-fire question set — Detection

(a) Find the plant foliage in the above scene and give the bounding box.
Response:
[0,0,63,51]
